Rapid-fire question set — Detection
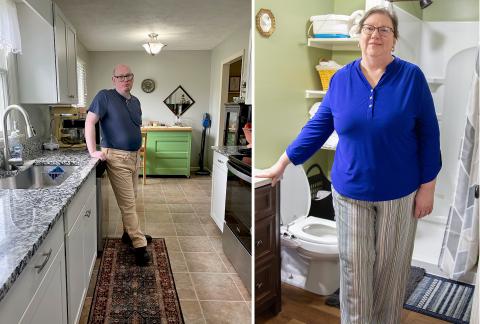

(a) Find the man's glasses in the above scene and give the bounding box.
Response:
[113,73,134,81]
[361,25,394,37]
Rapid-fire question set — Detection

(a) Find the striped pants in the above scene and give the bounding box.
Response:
[332,188,418,324]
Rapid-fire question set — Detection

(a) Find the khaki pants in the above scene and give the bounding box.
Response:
[102,147,146,248]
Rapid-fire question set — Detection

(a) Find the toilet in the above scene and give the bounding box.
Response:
[280,164,340,295]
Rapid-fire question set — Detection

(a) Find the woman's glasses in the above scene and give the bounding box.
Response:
[361,25,394,37]
[113,73,134,82]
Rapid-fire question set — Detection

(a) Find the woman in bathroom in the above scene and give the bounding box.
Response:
[257,6,441,324]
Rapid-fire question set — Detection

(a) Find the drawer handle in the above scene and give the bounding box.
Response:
[256,240,263,247]
[84,209,91,218]
[217,159,224,164]
[68,95,75,98]
[256,282,263,289]
[236,226,241,234]
[34,248,52,274]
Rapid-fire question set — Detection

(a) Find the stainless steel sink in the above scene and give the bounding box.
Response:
[0,165,78,189]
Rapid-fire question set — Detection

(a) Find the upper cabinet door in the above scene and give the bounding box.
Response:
[54,10,68,103]
[16,0,78,105]
[66,25,78,102]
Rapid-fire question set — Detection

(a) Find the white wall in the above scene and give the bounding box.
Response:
[207,24,250,167]
[394,6,422,65]
[88,50,211,169]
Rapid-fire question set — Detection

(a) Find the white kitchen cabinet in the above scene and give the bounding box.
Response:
[16,0,78,104]
[0,218,67,324]
[211,151,228,231]
[64,172,96,324]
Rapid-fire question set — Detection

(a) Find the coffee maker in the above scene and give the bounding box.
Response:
[51,106,88,148]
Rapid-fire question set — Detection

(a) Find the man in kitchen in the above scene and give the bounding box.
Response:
[85,63,152,266]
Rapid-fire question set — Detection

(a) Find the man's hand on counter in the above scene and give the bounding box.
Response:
[90,151,106,161]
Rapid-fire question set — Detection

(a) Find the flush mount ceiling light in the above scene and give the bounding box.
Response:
[142,33,166,55]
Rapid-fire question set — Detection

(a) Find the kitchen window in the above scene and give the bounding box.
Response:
[76,60,87,108]
[0,70,7,113]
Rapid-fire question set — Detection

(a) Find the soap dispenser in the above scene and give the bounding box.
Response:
[9,121,23,162]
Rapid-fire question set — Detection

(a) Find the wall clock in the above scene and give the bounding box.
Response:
[256,8,276,37]
[141,79,155,93]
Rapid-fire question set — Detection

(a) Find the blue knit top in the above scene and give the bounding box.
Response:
[286,57,442,201]
[89,89,142,151]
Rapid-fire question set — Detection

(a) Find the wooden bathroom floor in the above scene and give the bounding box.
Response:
[256,283,450,324]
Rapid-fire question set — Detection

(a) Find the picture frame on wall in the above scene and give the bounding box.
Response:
[229,76,241,92]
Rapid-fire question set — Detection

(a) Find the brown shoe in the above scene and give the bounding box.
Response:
[134,246,150,266]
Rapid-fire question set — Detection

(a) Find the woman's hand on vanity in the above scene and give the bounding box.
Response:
[255,152,291,186]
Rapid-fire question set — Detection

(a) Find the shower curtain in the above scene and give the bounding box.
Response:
[439,47,479,280]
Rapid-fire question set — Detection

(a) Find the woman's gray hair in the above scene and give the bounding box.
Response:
[357,7,399,39]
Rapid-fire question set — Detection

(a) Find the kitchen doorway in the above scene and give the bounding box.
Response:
[216,52,244,146]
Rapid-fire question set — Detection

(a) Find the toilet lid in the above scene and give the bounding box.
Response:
[280,164,311,225]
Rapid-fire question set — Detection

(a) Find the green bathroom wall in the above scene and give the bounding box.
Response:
[255,0,479,170]
[255,0,334,169]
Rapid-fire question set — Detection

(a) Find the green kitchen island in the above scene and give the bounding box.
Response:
[142,126,192,177]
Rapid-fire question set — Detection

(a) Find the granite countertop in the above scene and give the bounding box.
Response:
[211,145,249,157]
[0,149,99,303]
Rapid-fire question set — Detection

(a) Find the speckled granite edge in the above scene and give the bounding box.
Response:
[211,145,248,157]
[0,150,99,303]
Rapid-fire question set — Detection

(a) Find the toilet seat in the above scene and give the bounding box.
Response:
[289,216,338,255]
[290,217,337,245]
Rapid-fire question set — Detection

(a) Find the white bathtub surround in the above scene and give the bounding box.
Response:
[391,4,479,279]
[439,47,479,281]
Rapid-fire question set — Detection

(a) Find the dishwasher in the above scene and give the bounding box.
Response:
[96,161,109,252]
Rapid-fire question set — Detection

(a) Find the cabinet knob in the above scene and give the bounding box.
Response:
[256,240,263,247]
[217,159,224,164]
[84,209,91,218]
[255,282,263,290]
[236,226,241,233]
[34,248,52,273]
[475,185,479,199]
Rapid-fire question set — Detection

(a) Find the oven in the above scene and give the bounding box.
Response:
[222,153,252,294]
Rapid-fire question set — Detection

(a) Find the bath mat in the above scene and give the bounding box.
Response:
[325,266,426,308]
[404,266,426,302]
[88,238,184,323]
[404,273,475,324]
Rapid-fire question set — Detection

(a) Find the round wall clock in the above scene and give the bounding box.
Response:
[256,8,276,37]
[141,79,155,93]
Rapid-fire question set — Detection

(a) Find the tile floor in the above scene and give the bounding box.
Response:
[79,175,252,324]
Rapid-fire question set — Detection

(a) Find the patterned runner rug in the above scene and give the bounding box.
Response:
[404,273,475,324]
[88,238,184,323]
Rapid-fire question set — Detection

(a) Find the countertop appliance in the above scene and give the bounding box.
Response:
[222,150,252,294]
[50,106,96,148]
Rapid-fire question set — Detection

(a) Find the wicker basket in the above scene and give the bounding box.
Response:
[306,164,335,221]
[317,69,336,90]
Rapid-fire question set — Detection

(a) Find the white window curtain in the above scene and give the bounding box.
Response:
[0,0,22,56]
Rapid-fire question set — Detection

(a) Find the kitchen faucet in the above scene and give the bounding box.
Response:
[3,105,36,170]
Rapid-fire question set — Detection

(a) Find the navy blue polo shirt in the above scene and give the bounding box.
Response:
[88,89,142,151]
[286,56,441,201]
